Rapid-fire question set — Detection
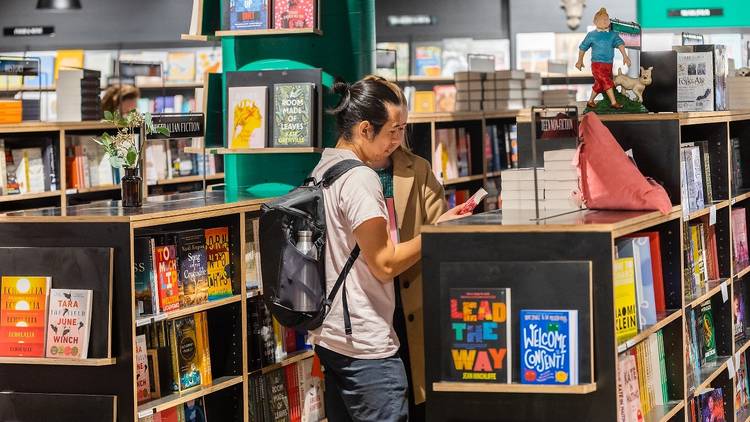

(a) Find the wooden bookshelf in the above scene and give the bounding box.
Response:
[692,358,730,395]
[180,33,217,41]
[685,278,727,309]
[136,81,203,89]
[135,294,242,327]
[68,184,120,195]
[733,191,750,204]
[736,266,750,280]
[0,357,116,366]
[443,174,484,186]
[486,171,502,178]
[431,382,597,395]
[642,401,685,422]
[208,147,323,155]
[616,309,682,354]
[136,375,244,417]
[153,173,224,186]
[249,350,315,376]
[0,190,61,203]
[686,200,730,221]
[214,28,322,37]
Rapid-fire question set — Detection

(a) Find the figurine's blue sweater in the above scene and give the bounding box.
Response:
[579,30,624,63]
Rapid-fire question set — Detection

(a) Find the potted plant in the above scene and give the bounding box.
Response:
[93,110,170,207]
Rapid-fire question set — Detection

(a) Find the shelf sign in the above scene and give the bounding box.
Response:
[386,15,436,26]
[3,26,54,37]
[535,108,579,141]
[148,113,204,140]
[667,8,723,17]
[0,58,39,76]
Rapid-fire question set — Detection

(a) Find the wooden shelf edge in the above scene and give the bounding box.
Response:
[153,174,224,186]
[246,288,261,299]
[0,356,116,366]
[248,350,315,376]
[685,279,727,309]
[443,175,485,186]
[0,190,61,203]
[686,200,730,221]
[135,295,242,327]
[617,309,682,354]
[180,33,216,41]
[732,191,750,205]
[214,28,322,37]
[212,147,323,155]
[643,401,685,422]
[486,171,503,178]
[737,337,750,356]
[692,358,729,396]
[68,184,120,195]
[431,381,597,394]
[736,266,750,281]
[137,375,243,417]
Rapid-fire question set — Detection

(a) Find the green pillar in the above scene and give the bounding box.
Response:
[221,0,376,196]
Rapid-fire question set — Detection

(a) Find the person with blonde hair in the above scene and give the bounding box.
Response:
[575,7,632,109]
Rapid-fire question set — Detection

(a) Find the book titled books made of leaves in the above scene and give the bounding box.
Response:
[0,276,93,359]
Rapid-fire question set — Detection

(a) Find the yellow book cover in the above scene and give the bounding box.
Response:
[205,227,233,300]
[54,50,85,80]
[614,257,638,344]
[1,276,51,328]
[690,225,706,290]
[194,312,212,386]
[414,91,436,113]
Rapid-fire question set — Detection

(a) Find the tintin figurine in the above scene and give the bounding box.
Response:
[575,7,631,109]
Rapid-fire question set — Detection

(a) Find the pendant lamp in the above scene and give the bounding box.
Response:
[36,0,82,11]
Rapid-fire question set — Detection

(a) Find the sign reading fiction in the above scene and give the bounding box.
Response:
[444,288,512,383]
[0,58,39,76]
[3,26,54,37]
[148,113,204,140]
[535,109,578,140]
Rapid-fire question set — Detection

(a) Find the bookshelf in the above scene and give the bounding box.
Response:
[0,121,223,213]
[419,111,750,421]
[214,28,323,37]
[0,192,325,421]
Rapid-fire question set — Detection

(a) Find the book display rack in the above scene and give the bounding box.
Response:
[421,111,750,422]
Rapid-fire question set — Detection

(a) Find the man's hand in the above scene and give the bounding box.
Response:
[575,61,584,71]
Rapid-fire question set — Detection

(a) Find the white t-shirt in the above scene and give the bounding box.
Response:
[307,148,400,359]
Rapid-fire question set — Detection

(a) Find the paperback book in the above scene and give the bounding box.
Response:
[444,288,511,383]
[0,276,51,357]
[135,237,158,316]
[171,315,202,391]
[155,244,180,312]
[273,0,316,29]
[136,334,151,404]
[177,229,209,307]
[205,227,233,300]
[697,300,717,364]
[45,289,93,359]
[614,258,638,344]
[519,309,578,385]
[272,83,314,147]
[228,85,267,149]
[735,287,747,342]
[616,237,658,328]
[229,0,269,30]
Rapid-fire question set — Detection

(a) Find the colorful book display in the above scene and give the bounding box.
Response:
[519,310,578,385]
[614,258,638,344]
[177,229,209,307]
[155,244,180,312]
[273,0,316,29]
[445,288,511,383]
[272,83,314,147]
[45,289,93,359]
[616,237,658,329]
[205,227,233,300]
[229,0,270,30]
[0,276,51,357]
[228,85,268,149]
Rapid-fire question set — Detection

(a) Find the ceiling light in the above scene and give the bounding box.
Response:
[36,0,82,11]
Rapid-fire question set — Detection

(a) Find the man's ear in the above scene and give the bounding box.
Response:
[358,120,372,140]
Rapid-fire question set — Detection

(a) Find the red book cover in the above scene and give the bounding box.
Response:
[0,341,45,357]
[284,327,297,355]
[708,224,720,279]
[285,363,300,422]
[154,245,180,312]
[625,232,666,313]
[273,0,316,29]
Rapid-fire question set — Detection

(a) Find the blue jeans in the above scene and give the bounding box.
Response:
[316,346,409,422]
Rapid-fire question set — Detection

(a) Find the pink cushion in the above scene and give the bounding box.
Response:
[573,113,672,215]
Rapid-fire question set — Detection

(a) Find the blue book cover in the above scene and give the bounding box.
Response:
[520,310,578,385]
[616,237,658,328]
[230,0,269,30]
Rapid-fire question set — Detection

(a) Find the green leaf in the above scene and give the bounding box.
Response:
[126,148,138,167]
[157,126,171,136]
[103,110,113,122]
[109,155,124,169]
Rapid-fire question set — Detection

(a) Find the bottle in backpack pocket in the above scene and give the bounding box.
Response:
[279,230,321,313]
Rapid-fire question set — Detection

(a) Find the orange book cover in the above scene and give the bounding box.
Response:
[1,276,51,326]
[0,341,45,357]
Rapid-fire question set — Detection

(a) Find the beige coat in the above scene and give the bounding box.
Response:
[391,146,446,404]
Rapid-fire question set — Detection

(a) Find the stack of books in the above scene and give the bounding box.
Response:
[542,149,580,211]
[56,68,102,122]
[494,70,525,111]
[680,141,713,215]
[542,89,577,107]
[523,72,542,108]
[454,71,483,112]
[728,76,750,110]
[501,168,544,210]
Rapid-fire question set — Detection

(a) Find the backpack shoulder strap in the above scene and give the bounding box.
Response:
[326,244,360,336]
[321,159,366,187]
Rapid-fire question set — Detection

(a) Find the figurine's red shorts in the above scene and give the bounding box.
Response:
[591,62,614,93]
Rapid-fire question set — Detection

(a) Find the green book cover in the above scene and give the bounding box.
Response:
[699,300,717,363]
[272,83,314,147]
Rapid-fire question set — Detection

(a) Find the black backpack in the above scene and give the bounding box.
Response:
[259,159,364,334]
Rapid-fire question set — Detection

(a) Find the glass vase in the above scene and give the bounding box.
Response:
[121,167,143,207]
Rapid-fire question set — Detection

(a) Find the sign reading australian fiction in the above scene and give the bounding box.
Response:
[148,113,204,140]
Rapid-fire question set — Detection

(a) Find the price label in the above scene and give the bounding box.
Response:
[710,205,717,226]
[722,281,729,303]
[135,317,151,327]
[138,409,154,419]
[728,355,736,379]
[153,313,168,322]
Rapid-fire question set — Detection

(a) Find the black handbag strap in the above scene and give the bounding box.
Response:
[320,159,365,187]
[326,244,360,336]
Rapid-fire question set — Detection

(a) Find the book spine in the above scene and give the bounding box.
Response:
[701,144,714,204]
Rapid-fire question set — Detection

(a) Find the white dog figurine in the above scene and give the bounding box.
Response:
[614,66,653,103]
[737,67,750,77]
